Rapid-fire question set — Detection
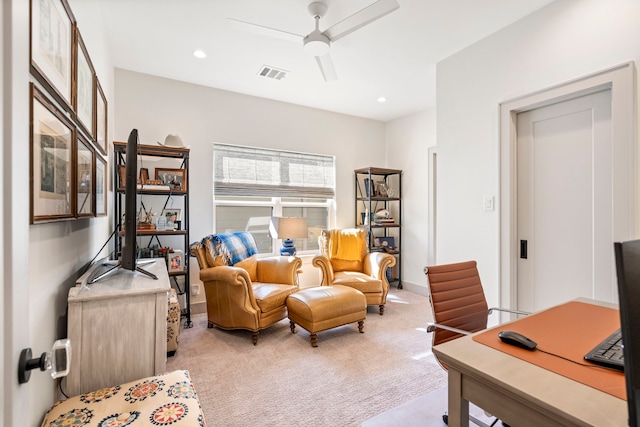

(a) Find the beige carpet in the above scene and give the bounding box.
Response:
[167,288,448,426]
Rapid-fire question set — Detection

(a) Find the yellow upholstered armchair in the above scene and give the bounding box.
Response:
[312,228,396,315]
[190,231,302,345]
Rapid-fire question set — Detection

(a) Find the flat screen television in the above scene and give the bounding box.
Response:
[87,129,157,284]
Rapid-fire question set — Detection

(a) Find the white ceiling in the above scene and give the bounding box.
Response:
[96,0,555,122]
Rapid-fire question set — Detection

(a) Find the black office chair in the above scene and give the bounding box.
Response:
[424,260,529,426]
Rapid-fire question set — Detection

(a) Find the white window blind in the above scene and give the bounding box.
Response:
[213,144,335,198]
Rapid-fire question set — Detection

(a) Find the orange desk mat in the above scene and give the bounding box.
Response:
[473,301,626,400]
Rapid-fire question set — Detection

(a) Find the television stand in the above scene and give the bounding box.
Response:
[67,260,170,396]
[86,258,158,284]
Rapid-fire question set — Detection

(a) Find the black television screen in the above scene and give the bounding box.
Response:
[122,128,140,271]
[87,129,157,283]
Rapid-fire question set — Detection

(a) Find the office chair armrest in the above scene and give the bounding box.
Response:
[488,307,530,316]
[426,322,472,336]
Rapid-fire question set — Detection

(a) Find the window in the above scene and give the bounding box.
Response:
[213,144,335,254]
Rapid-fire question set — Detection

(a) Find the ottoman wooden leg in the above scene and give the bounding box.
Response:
[289,320,296,333]
[310,333,318,347]
[379,304,385,315]
[358,320,364,333]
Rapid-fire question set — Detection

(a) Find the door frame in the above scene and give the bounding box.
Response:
[499,62,637,310]
[427,146,437,266]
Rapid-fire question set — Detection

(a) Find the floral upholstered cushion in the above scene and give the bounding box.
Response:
[41,370,206,426]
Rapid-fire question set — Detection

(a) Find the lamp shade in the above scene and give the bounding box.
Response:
[270,217,308,256]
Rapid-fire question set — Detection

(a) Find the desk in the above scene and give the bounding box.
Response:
[432,299,627,427]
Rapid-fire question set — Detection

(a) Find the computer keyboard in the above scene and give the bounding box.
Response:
[584,328,625,371]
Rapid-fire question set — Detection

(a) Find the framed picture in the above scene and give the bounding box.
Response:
[118,165,126,188]
[155,168,187,191]
[375,181,388,197]
[161,208,181,229]
[95,79,107,154]
[30,83,76,223]
[167,250,184,273]
[139,168,149,183]
[379,236,395,249]
[74,29,95,139]
[30,0,75,112]
[76,134,94,217]
[95,155,107,216]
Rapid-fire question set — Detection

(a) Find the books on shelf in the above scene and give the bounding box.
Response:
[137,183,171,191]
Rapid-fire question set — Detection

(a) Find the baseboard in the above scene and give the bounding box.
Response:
[189,301,206,315]
[398,281,429,297]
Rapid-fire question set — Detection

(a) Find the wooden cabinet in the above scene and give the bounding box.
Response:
[113,141,192,327]
[66,260,170,396]
[355,167,402,289]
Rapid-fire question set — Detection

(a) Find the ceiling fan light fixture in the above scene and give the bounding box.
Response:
[303,31,330,56]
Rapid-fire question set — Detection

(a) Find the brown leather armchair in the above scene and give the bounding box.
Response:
[312,228,395,315]
[190,233,302,345]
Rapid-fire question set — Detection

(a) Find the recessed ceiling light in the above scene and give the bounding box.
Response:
[193,49,207,59]
[377,97,387,103]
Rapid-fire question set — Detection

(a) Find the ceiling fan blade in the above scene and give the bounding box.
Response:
[315,53,338,82]
[227,18,304,44]
[323,0,399,42]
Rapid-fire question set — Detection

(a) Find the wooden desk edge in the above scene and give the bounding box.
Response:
[433,299,626,426]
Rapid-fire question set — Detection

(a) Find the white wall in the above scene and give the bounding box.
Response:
[385,110,437,293]
[19,0,115,424]
[436,0,640,307]
[113,69,387,290]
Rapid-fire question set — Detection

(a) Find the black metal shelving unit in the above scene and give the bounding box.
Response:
[114,141,192,328]
[354,167,402,289]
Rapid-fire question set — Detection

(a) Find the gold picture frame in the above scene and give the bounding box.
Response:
[95,155,107,216]
[73,29,96,140]
[155,168,187,192]
[30,0,75,112]
[76,133,94,217]
[30,83,76,223]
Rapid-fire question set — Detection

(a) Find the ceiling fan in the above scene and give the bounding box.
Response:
[228,0,400,82]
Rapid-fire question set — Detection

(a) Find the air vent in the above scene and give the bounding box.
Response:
[258,65,288,80]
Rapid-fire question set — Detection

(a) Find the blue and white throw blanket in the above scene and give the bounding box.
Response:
[206,231,258,266]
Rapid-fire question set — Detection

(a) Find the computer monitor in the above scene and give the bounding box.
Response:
[614,240,640,427]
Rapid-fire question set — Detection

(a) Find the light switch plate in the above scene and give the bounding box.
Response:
[483,196,494,211]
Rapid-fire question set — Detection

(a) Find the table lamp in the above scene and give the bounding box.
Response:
[270,217,308,256]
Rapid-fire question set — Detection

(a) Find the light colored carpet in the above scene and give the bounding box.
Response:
[362,386,496,427]
[167,288,448,426]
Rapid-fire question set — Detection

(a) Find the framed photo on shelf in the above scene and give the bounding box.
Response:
[379,236,395,249]
[30,0,75,112]
[74,29,96,139]
[155,168,186,191]
[30,83,76,223]
[95,156,107,216]
[139,168,149,183]
[95,79,107,154]
[167,250,184,273]
[76,134,94,217]
[375,181,388,197]
[118,165,126,188]
[161,208,181,229]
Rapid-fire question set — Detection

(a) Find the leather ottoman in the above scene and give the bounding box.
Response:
[286,285,367,347]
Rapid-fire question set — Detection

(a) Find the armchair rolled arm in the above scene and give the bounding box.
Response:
[312,255,334,286]
[363,251,396,281]
[199,265,252,287]
[256,256,302,285]
[426,322,472,336]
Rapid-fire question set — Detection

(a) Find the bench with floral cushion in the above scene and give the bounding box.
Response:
[41,370,206,426]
